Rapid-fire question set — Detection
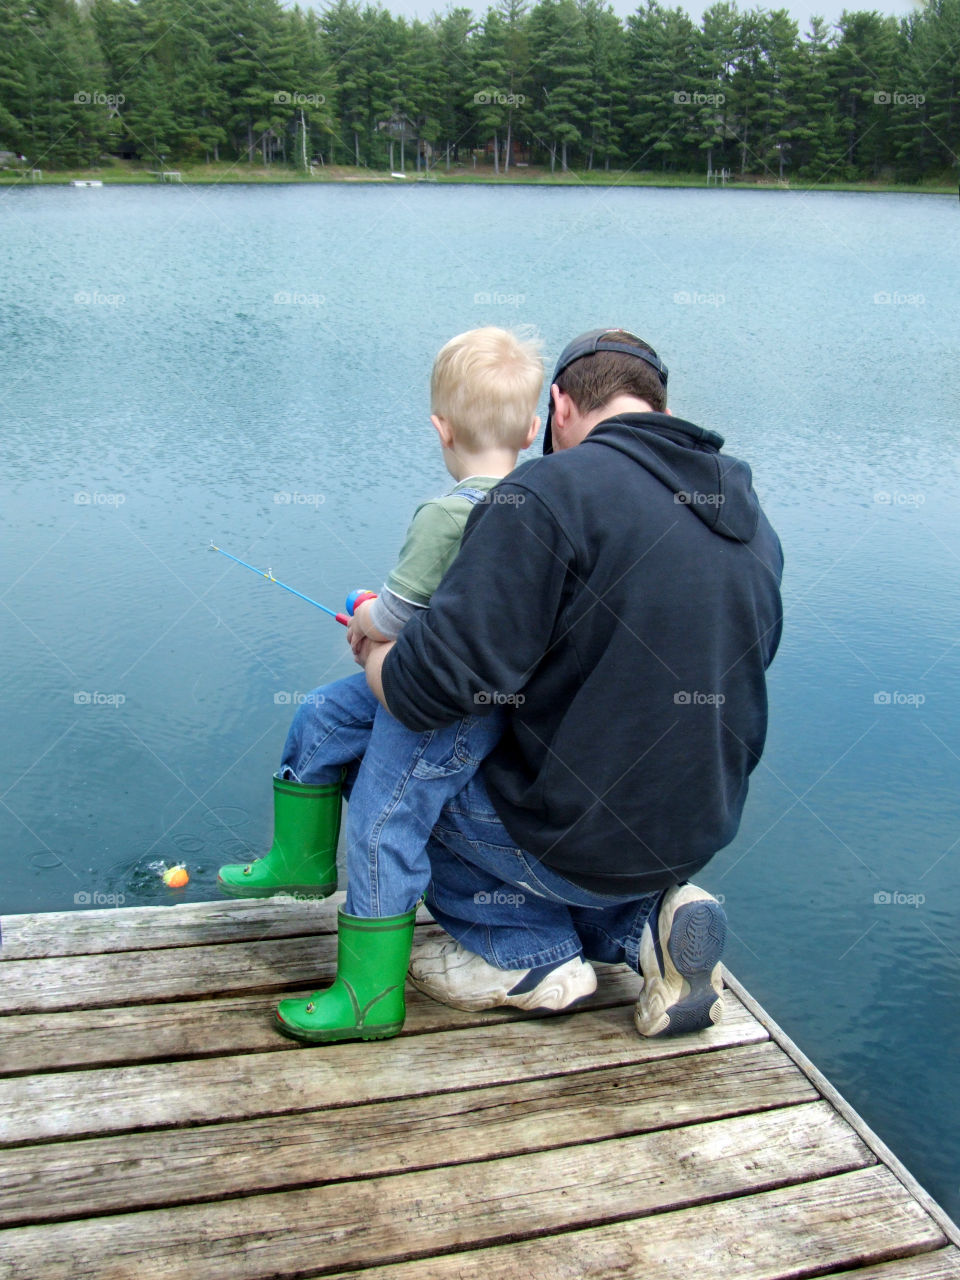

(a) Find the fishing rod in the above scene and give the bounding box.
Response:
[209,543,376,624]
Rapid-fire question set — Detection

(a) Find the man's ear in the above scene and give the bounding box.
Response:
[550,383,572,430]
[430,414,455,448]
[523,415,541,449]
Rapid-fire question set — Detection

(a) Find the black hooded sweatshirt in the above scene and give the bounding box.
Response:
[381,412,784,895]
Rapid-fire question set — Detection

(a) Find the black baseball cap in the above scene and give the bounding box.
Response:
[543,329,668,454]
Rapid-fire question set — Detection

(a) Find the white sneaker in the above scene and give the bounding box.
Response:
[409,938,597,1012]
[634,883,726,1036]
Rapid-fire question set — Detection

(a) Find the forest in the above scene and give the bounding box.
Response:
[0,0,957,181]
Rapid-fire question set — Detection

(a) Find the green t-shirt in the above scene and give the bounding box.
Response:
[385,476,500,607]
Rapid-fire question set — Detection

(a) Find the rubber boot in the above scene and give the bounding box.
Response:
[217,774,341,899]
[274,906,417,1043]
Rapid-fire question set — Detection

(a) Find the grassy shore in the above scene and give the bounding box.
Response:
[1,158,955,194]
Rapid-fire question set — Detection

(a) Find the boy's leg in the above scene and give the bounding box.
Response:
[218,674,379,898]
[279,673,381,785]
[273,711,504,1043]
[343,709,505,918]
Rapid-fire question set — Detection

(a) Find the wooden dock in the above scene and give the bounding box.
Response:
[1,894,958,1279]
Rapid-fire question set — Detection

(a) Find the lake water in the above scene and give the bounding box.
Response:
[1,182,958,1219]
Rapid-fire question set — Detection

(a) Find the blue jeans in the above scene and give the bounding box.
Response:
[279,674,503,917]
[425,772,660,971]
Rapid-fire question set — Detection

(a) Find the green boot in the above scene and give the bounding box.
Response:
[217,774,341,899]
[274,906,417,1043]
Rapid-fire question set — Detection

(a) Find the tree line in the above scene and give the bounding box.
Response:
[0,0,957,181]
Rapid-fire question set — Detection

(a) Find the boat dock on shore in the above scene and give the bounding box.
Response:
[1,895,958,1278]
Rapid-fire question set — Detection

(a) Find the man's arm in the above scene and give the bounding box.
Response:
[379,482,576,732]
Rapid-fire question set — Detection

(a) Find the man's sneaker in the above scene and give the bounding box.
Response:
[409,938,597,1012]
[634,883,726,1037]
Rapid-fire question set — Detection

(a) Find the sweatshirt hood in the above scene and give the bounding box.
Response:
[585,412,761,543]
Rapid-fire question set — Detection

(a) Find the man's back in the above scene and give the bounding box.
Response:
[383,411,784,896]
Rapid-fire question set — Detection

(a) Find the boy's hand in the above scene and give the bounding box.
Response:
[346,616,366,658]
[352,597,391,644]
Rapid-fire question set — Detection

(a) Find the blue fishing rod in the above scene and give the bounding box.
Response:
[209,543,376,624]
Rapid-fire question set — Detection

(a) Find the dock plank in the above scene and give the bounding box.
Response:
[317,1166,946,1280]
[0,896,432,959]
[817,1250,960,1277]
[0,1039,816,1225]
[0,965,643,1074]
[0,924,456,1014]
[0,992,763,1144]
[0,1103,874,1280]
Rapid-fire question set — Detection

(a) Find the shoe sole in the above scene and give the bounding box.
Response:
[273,1012,403,1043]
[635,898,726,1037]
[408,961,598,1013]
[217,877,336,900]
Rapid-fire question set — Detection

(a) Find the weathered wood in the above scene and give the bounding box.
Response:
[0,1039,816,1226]
[0,965,643,1075]
[0,922,453,1015]
[315,1166,946,1280]
[0,992,763,1144]
[724,969,960,1251]
[0,896,433,960]
[817,1250,960,1278]
[0,897,341,960]
[0,1103,874,1280]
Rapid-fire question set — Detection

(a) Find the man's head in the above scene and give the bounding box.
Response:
[545,329,668,454]
[431,327,543,456]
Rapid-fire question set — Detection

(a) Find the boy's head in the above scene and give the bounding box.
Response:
[431,327,543,454]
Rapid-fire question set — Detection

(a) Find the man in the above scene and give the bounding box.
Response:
[359,329,783,1036]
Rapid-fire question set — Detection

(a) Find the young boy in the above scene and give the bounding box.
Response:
[217,327,543,1043]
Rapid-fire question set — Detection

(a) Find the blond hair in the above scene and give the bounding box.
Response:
[431,327,543,451]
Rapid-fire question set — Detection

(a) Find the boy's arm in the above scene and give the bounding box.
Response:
[348,497,464,647]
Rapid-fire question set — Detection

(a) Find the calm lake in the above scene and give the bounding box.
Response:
[1,182,958,1218]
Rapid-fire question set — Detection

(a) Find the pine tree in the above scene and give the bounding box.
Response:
[625,2,700,172]
[528,0,592,171]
